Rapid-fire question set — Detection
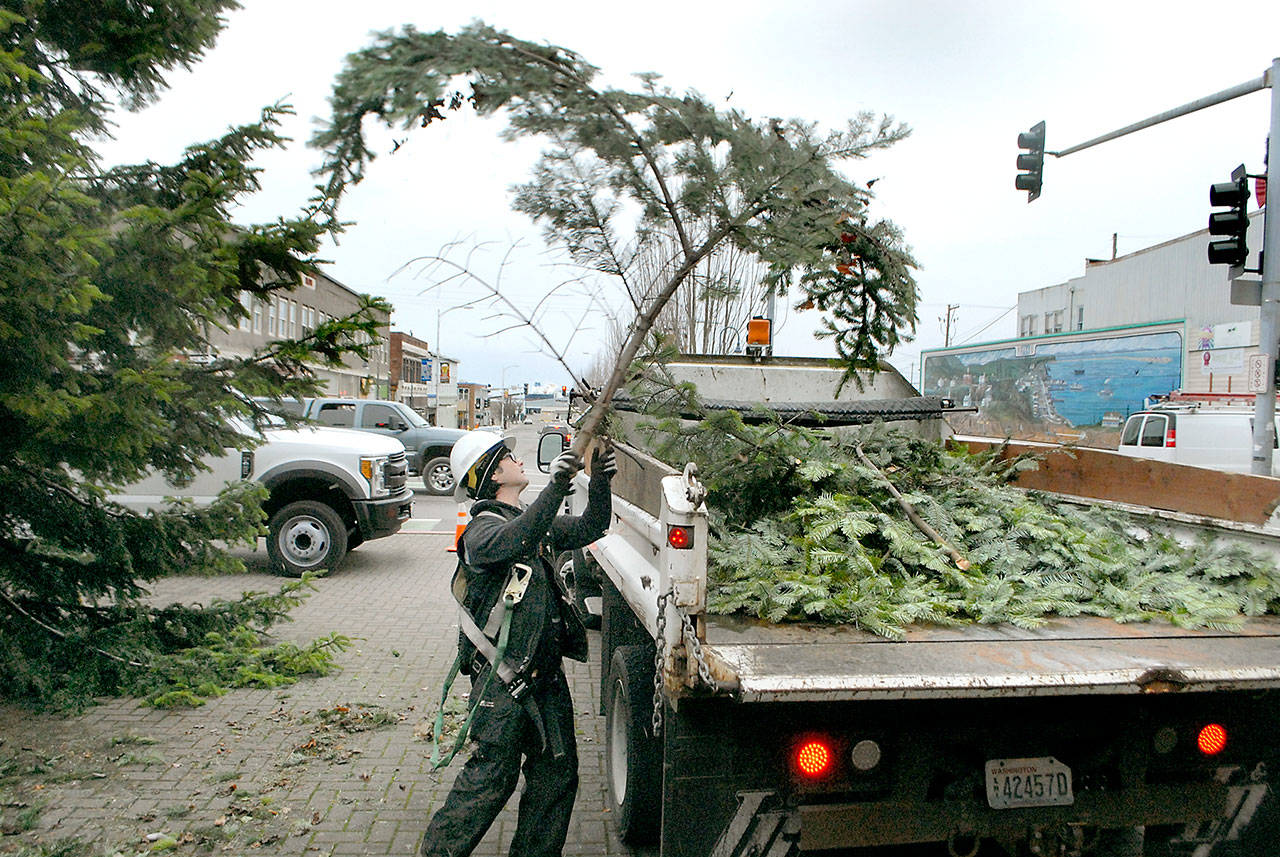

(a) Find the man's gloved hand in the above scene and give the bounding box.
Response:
[550,450,583,487]
[590,446,617,481]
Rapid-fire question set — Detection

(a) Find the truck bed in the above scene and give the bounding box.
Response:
[702,613,1280,702]
[594,435,1280,705]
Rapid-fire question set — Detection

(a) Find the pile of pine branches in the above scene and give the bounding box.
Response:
[640,411,1280,638]
[2,575,348,711]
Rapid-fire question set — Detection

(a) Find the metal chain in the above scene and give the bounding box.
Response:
[653,589,669,734]
[649,458,707,734]
[680,608,714,686]
[652,586,715,733]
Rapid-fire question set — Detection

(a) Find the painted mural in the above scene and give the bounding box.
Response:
[922,329,1184,447]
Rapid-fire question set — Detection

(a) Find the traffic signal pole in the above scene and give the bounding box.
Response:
[1025,59,1277,474]
[1252,57,1280,475]
[1048,74,1268,157]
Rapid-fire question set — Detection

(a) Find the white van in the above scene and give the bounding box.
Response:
[1115,406,1280,475]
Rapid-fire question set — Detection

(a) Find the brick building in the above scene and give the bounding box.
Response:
[212,269,390,397]
[389,331,461,427]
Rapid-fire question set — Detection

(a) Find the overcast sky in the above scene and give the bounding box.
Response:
[97,1,1280,390]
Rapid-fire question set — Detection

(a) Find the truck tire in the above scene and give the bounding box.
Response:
[267,500,348,576]
[555,550,601,630]
[606,645,662,844]
[422,455,455,495]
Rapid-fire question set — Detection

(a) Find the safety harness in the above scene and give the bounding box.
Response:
[429,512,561,769]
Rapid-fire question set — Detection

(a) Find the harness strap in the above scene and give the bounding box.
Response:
[518,694,552,756]
[481,562,532,639]
[430,592,515,770]
[459,600,518,685]
[429,557,543,768]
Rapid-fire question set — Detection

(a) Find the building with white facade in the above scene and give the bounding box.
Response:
[1014,210,1265,394]
[922,210,1267,447]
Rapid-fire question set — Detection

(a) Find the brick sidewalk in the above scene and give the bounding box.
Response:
[0,532,637,856]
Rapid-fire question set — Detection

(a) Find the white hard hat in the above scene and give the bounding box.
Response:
[450,430,516,502]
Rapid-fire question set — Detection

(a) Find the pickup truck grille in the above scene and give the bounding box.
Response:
[385,452,408,491]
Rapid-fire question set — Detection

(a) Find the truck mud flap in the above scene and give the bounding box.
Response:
[1159,781,1273,854]
[710,791,799,857]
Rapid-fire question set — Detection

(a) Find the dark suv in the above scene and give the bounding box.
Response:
[302,398,467,495]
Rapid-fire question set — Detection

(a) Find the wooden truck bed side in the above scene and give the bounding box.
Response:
[953,435,1280,526]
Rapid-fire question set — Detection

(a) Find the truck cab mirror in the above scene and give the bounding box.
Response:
[537,431,568,472]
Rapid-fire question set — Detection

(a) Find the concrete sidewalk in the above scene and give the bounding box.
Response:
[0,532,637,856]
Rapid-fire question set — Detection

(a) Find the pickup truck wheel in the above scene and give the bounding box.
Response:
[606,645,661,844]
[422,456,455,495]
[267,501,348,576]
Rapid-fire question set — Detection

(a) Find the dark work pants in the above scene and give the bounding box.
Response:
[419,668,579,857]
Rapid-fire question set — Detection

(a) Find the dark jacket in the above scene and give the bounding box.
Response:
[453,471,612,680]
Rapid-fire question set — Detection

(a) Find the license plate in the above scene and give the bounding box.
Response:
[985,757,1074,809]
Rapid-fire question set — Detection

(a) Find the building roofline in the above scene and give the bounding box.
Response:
[919,318,1186,356]
[1023,210,1265,293]
[390,331,431,349]
[316,269,369,302]
[1080,209,1264,269]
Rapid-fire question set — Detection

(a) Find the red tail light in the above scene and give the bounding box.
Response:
[794,739,833,778]
[1166,427,1176,448]
[667,525,692,550]
[1197,723,1227,755]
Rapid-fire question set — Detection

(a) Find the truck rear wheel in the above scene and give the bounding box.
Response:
[267,500,348,576]
[422,455,454,495]
[606,645,661,844]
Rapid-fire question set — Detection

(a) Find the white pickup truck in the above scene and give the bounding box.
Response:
[539,357,1280,857]
[111,417,413,575]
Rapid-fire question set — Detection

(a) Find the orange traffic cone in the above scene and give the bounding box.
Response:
[447,505,470,553]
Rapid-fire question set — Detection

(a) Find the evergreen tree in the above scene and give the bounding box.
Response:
[313,21,919,449]
[0,1,384,707]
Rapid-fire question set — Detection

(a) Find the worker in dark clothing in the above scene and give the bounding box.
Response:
[419,429,615,857]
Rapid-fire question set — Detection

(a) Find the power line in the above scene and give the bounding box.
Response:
[957,305,1016,345]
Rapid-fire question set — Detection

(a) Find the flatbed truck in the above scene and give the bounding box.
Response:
[541,357,1280,856]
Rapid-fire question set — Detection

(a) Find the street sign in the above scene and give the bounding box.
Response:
[1230,277,1262,307]
[1249,354,1270,393]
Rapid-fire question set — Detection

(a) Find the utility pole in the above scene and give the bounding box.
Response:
[943,304,959,347]
[1020,60,1277,474]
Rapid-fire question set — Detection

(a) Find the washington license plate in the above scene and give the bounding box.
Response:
[985,757,1074,809]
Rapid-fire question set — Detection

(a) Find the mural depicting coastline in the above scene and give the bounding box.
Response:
[922,330,1184,447]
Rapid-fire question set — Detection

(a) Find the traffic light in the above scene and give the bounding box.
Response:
[1015,121,1046,202]
[1208,165,1250,267]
